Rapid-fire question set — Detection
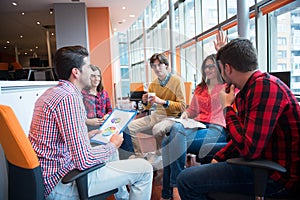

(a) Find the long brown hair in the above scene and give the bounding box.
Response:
[90,64,104,92]
[198,54,223,90]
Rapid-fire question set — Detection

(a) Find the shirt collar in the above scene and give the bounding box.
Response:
[159,73,171,87]
[58,79,83,98]
[238,70,263,97]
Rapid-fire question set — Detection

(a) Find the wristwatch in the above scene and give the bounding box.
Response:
[163,100,170,108]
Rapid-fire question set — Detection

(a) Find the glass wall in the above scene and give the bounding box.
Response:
[269,4,300,93]
[125,0,300,97]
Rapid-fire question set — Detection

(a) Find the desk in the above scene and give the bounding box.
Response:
[23,67,55,81]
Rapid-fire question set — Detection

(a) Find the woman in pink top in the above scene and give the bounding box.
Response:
[161,54,227,200]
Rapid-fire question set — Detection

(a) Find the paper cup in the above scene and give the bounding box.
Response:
[148,92,155,101]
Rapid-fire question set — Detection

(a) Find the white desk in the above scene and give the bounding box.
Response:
[24,66,55,81]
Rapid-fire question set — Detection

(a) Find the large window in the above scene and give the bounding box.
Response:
[126,0,300,98]
[269,5,300,94]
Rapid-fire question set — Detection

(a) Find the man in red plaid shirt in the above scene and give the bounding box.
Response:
[177,38,300,199]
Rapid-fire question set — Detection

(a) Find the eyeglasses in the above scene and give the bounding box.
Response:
[204,64,216,70]
[150,63,165,69]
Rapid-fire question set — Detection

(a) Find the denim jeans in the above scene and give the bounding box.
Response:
[176,162,288,200]
[161,122,227,199]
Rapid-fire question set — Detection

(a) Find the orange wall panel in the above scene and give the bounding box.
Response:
[87,8,114,106]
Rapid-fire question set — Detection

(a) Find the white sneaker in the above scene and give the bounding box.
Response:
[128,153,146,159]
[146,152,163,170]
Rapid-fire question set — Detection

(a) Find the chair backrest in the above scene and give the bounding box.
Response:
[184,82,192,107]
[130,82,144,92]
[10,62,23,70]
[0,105,45,200]
[130,82,146,102]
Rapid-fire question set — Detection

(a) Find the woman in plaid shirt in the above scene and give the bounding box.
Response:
[82,64,112,131]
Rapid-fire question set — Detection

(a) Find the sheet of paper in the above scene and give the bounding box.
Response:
[168,118,206,129]
[90,108,137,145]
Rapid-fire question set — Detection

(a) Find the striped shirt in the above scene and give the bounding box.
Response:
[214,71,300,191]
[28,80,116,197]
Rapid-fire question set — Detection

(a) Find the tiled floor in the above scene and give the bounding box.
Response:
[107,155,200,200]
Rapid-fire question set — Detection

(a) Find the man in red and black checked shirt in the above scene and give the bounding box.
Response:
[177,38,300,200]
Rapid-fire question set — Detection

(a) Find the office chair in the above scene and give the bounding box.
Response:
[0,105,117,200]
[198,143,293,200]
[129,82,146,112]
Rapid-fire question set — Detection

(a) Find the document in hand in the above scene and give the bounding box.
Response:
[168,118,206,129]
[90,108,137,145]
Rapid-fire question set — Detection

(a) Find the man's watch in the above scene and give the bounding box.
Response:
[163,100,170,108]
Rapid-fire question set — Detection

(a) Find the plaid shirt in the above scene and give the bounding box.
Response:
[214,71,300,191]
[28,80,116,197]
[82,89,112,119]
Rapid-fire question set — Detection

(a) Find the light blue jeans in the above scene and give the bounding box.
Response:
[47,158,153,200]
[161,122,227,199]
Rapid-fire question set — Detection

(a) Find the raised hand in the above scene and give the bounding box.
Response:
[213,29,227,51]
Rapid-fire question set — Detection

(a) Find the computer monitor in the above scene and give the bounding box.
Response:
[129,91,146,102]
[30,58,41,67]
[269,71,290,88]
[40,60,49,67]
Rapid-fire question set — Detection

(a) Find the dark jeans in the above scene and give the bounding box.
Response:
[119,128,134,159]
[161,122,227,199]
[176,162,289,200]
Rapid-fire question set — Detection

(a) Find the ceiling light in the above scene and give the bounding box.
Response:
[24,52,28,55]
[35,46,38,49]
[37,21,40,25]
[12,2,17,6]
[129,14,135,18]
[4,46,7,49]
[122,6,126,10]
[20,35,23,38]
[113,28,117,31]
[6,41,10,44]
[122,19,126,22]
[49,8,54,14]
[21,12,25,15]
[51,32,54,36]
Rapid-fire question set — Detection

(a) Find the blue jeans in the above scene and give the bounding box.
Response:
[176,162,288,200]
[161,122,227,199]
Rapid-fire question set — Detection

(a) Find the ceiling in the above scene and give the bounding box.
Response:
[0,0,150,61]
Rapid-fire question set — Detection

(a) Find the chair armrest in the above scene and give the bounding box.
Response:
[62,163,106,184]
[227,158,287,197]
[226,158,286,173]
